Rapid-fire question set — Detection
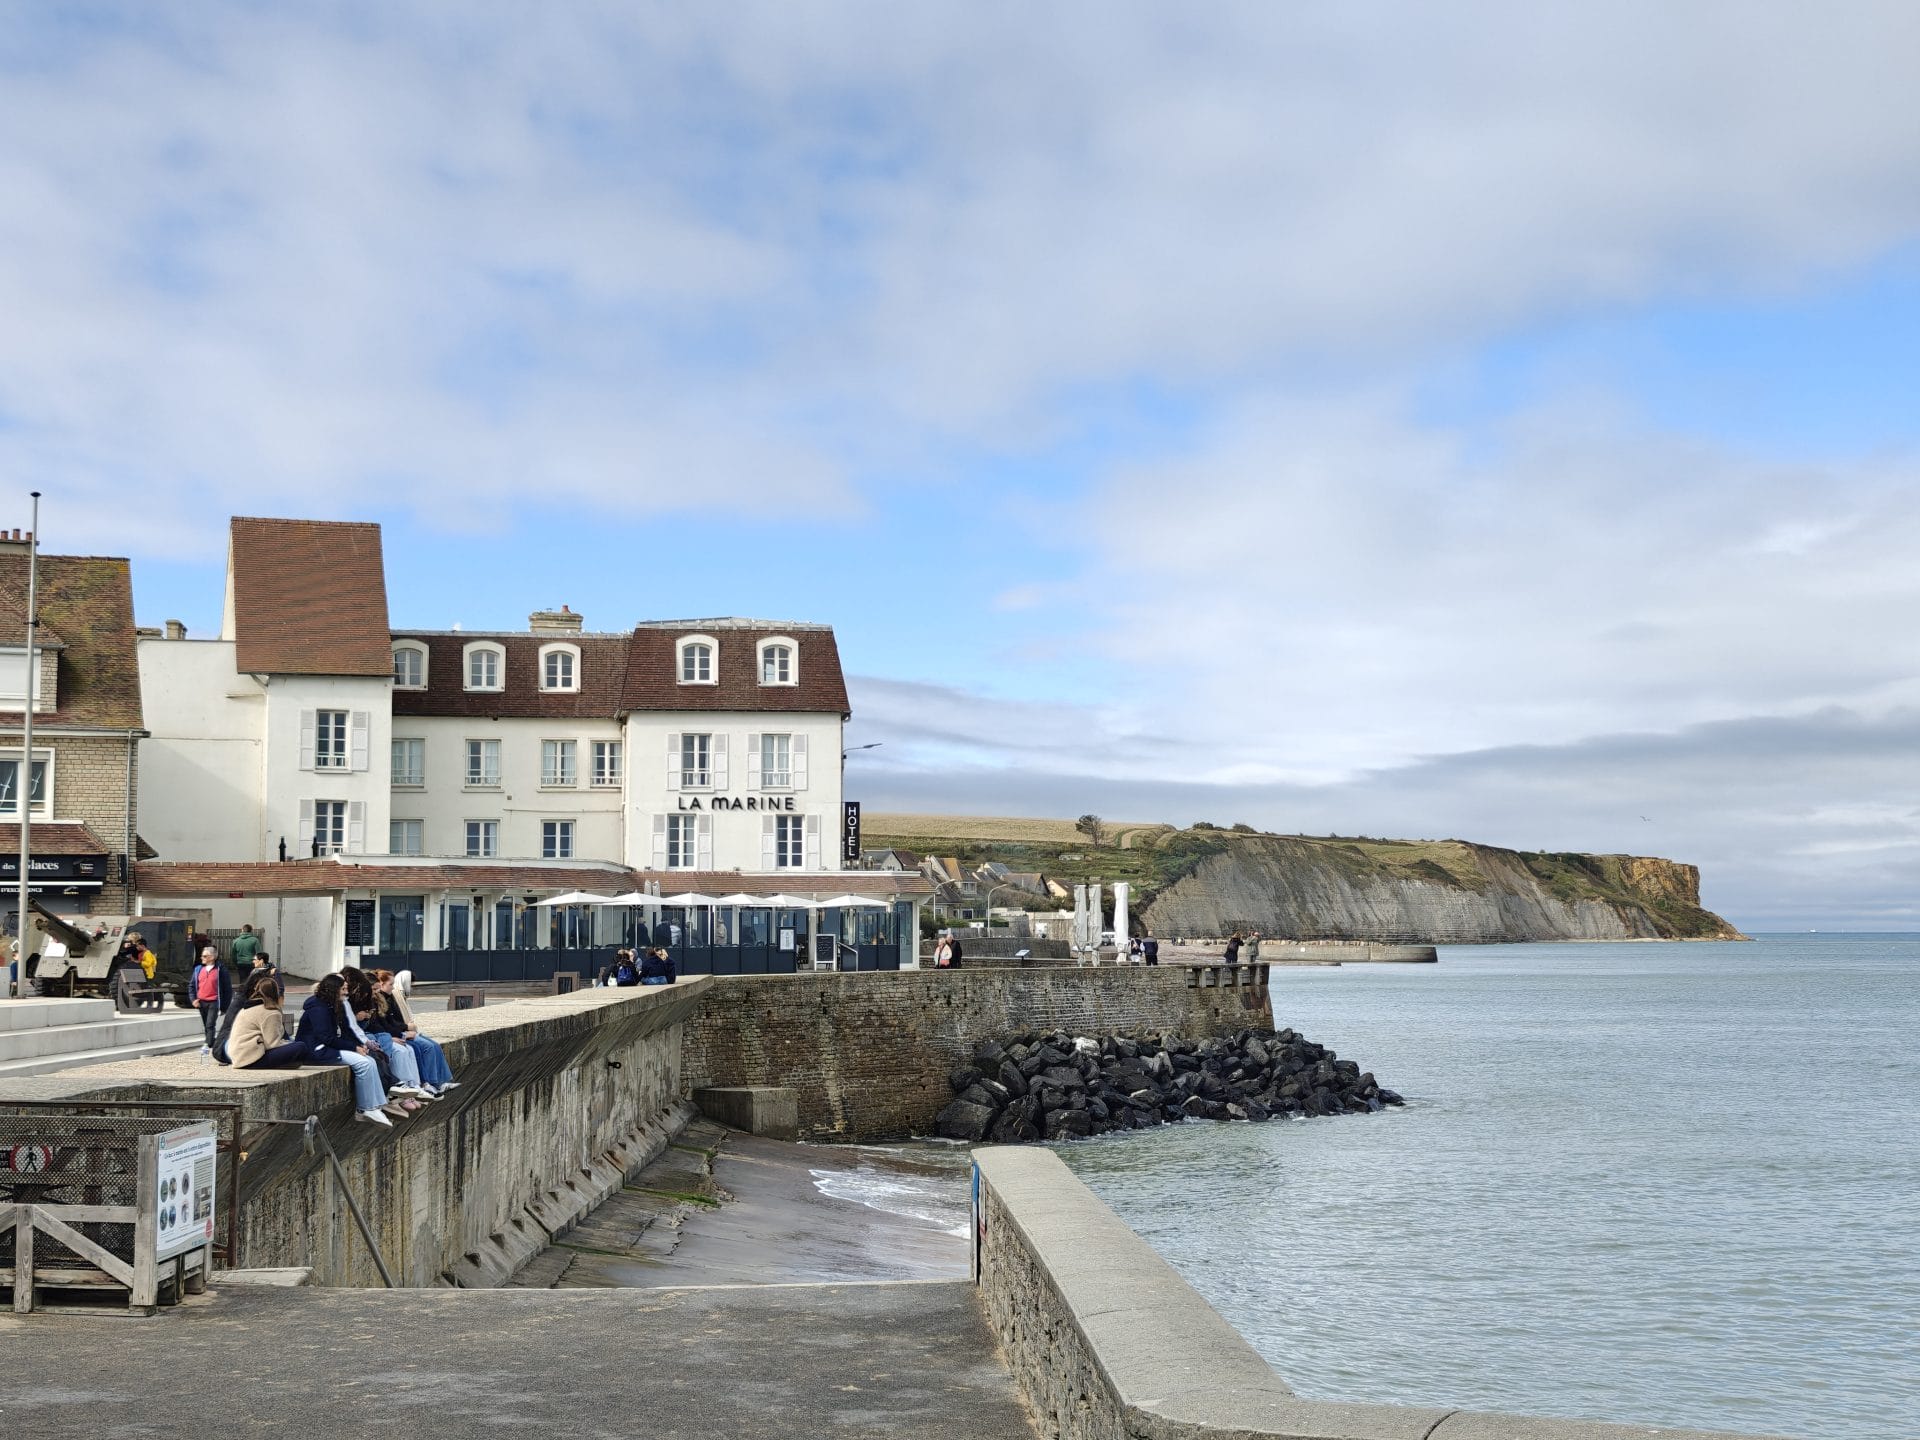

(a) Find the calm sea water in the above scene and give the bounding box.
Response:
[1058,936,1920,1440]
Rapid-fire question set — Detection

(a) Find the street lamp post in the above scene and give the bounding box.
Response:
[10,492,40,1000]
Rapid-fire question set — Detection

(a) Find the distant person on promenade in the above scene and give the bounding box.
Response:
[227,981,313,1071]
[932,933,951,968]
[1142,935,1159,966]
[1223,933,1242,965]
[611,950,642,986]
[946,932,963,967]
[229,923,260,976]
[1245,932,1262,967]
[190,946,231,1048]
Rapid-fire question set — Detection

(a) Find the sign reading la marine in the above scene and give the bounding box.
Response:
[674,795,798,812]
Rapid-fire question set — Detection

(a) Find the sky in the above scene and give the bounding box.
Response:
[2,3,1916,931]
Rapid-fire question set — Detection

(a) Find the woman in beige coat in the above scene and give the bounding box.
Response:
[227,981,313,1070]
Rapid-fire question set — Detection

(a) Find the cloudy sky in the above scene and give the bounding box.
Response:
[3,4,1916,930]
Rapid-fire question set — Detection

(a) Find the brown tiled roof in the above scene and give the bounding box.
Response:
[620,623,850,716]
[391,632,631,719]
[136,860,930,899]
[0,554,143,730]
[229,517,391,676]
[0,822,111,855]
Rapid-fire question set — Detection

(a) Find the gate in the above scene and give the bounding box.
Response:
[0,1100,241,1312]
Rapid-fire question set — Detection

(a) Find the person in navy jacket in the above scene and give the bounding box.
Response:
[295,974,395,1127]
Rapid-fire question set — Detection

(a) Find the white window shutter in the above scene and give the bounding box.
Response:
[665,733,681,791]
[696,814,713,868]
[804,813,820,869]
[712,733,729,788]
[347,801,366,854]
[792,735,808,791]
[762,815,776,867]
[350,711,370,772]
[747,734,761,787]
[650,814,667,869]
[297,799,315,853]
[298,711,316,771]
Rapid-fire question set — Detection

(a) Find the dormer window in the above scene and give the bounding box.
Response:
[391,643,427,690]
[757,637,797,686]
[539,643,580,692]
[464,642,505,692]
[678,636,716,684]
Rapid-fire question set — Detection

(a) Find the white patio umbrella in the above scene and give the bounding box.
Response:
[537,891,615,906]
[815,894,889,907]
[657,892,717,906]
[711,892,766,906]
[761,894,820,908]
[604,891,653,906]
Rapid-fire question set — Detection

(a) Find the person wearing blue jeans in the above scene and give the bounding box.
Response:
[376,971,459,1094]
[295,974,396,1128]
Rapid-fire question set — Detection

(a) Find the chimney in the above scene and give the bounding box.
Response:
[164,619,187,640]
[0,528,29,555]
[528,604,583,634]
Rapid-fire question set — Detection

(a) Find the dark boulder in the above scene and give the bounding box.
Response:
[997,1060,1030,1097]
[1044,1109,1093,1140]
[935,1099,997,1142]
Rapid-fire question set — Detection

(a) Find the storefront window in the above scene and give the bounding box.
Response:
[380,896,425,953]
[739,908,773,946]
[443,902,471,950]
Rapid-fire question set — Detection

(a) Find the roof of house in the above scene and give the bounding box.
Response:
[136,859,929,899]
[0,554,143,730]
[228,517,392,677]
[0,822,111,855]
[620,624,850,716]
[391,632,633,720]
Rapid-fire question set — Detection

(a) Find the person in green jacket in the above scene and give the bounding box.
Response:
[228,924,260,976]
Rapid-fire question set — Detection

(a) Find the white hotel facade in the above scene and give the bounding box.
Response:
[134,518,918,977]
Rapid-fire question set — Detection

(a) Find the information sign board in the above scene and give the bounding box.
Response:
[152,1123,218,1262]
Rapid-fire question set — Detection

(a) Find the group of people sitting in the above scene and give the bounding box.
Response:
[212,959,461,1129]
[603,946,675,987]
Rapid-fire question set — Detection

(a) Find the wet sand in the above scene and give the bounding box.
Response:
[512,1120,972,1289]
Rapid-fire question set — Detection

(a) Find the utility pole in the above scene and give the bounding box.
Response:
[10,492,40,1000]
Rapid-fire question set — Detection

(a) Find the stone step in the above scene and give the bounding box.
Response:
[0,1034,208,1080]
[0,1011,206,1063]
[0,997,118,1031]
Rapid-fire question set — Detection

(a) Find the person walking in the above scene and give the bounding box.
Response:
[229,923,260,976]
[189,946,231,1049]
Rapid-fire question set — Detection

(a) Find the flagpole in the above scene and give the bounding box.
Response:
[11,491,39,1000]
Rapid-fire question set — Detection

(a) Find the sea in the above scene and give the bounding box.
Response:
[1051,936,1920,1440]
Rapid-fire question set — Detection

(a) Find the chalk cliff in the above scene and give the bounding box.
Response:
[1138,837,1744,943]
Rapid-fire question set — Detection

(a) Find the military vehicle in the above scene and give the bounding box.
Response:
[21,904,196,1006]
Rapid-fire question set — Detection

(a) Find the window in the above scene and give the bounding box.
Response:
[666,814,698,869]
[0,648,37,709]
[775,814,805,869]
[758,638,796,685]
[539,645,579,692]
[679,733,711,788]
[313,800,347,854]
[389,819,423,855]
[465,819,499,858]
[0,753,51,817]
[465,739,501,787]
[591,740,623,787]
[464,644,503,691]
[391,738,425,787]
[379,896,424,953]
[314,709,349,769]
[541,739,577,787]
[760,734,790,787]
[542,820,575,860]
[392,644,426,689]
[678,637,715,684]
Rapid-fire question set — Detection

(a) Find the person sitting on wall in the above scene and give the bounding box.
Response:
[227,980,313,1070]
[611,950,642,986]
[371,968,458,1095]
[295,973,398,1128]
[342,967,432,1108]
[639,947,675,986]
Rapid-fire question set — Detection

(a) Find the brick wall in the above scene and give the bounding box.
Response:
[683,967,1274,1141]
[51,734,139,910]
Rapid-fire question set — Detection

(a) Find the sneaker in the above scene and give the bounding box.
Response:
[438,1080,461,1091]
[355,1109,393,1128]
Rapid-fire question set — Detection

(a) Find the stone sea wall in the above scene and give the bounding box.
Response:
[8,983,709,1286]
[974,1146,1768,1440]
[683,968,1272,1142]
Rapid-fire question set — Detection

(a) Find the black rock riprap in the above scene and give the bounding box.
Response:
[933,1028,1405,1144]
